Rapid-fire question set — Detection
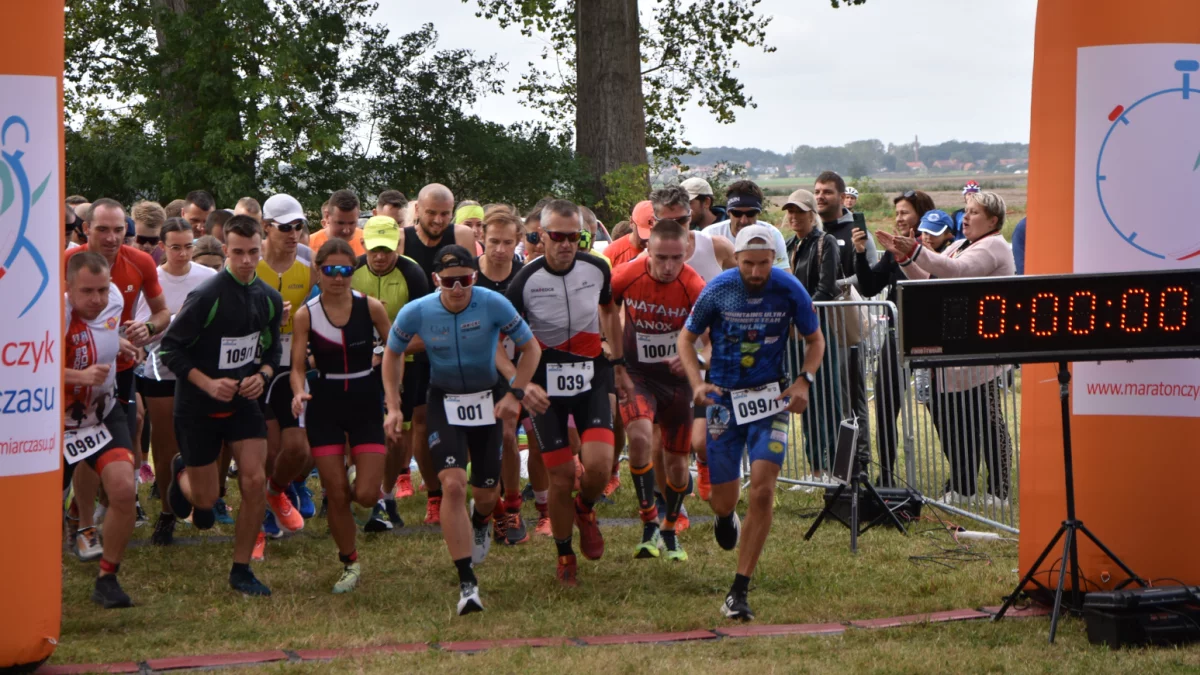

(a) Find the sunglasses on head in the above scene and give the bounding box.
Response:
[320,265,355,278]
[525,232,541,245]
[270,220,304,233]
[901,190,918,199]
[728,209,759,219]
[136,235,160,246]
[545,230,581,243]
[435,272,476,289]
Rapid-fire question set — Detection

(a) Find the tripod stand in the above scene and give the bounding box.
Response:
[993,361,1147,643]
[804,448,908,553]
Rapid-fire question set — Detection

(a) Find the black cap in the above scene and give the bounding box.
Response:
[432,244,478,273]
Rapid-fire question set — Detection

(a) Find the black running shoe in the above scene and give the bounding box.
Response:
[151,513,176,546]
[714,512,741,551]
[721,589,754,621]
[135,499,150,528]
[192,506,216,530]
[230,568,272,597]
[384,498,404,527]
[92,575,133,609]
[363,501,393,533]
[167,454,192,520]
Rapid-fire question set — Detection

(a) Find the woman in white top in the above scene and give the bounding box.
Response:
[135,217,217,544]
[877,191,1016,507]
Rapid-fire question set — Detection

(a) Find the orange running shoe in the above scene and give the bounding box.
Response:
[251,531,266,561]
[556,554,578,587]
[424,496,442,525]
[396,473,414,499]
[574,497,605,560]
[697,464,712,501]
[266,488,305,533]
[602,472,621,498]
[534,503,551,536]
[676,511,691,534]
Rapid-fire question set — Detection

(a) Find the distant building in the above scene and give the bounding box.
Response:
[906,161,928,173]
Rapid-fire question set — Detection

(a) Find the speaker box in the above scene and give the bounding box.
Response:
[820,486,922,526]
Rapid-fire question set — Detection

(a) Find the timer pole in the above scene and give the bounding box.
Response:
[993,361,1147,643]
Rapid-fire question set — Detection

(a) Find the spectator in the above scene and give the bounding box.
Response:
[917,209,957,254]
[878,190,1015,506]
[131,200,168,264]
[164,198,186,220]
[234,197,262,222]
[853,190,935,486]
[680,177,724,230]
[782,189,842,478]
[701,180,788,268]
[204,209,234,243]
[191,235,224,271]
[842,186,859,211]
[182,190,215,237]
[1011,217,1026,274]
[950,180,980,240]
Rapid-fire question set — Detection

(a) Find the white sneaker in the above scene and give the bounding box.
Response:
[94,503,107,525]
[469,499,492,565]
[935,491,966,506]
[75,527,102,562]
[457,581,484,615]
[983,494,1011,509]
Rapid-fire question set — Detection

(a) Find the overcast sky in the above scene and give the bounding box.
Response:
[377,0,1037,153]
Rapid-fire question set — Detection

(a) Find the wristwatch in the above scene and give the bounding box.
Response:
[609,356,627,368]
[511,388,525,401]
[373,345,385,356]
[259,371,271,388]
[799,371,815,388]
[145,321,157,336]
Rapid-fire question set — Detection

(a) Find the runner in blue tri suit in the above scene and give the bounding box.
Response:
[381,245,549,616]
[677,225,826,623]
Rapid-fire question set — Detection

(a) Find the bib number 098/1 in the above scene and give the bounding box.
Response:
[730,382,786,424]
[546,362,594,397]
[63,424,112,465]
[444,390,496,427]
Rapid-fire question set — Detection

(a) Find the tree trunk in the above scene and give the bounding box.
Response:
[575,0,648,219]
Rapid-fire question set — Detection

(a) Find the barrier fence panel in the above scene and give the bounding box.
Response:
[781,299,1021,534]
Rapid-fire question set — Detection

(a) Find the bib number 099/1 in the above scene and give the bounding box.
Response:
[444,390,495,427]
[730,382,786,424]
[546,362,594,397]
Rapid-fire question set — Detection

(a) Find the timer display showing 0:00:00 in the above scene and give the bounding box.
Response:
[974,286,1189,338]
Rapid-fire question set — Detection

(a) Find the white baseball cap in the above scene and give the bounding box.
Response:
[262,194,306,224]
[733,224,777,253]
[680,177,714,200]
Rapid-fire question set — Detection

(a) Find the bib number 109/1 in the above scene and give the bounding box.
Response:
[730,382,786,424]
[444,390,496,427]
[220,332,261,370]
[546,362,594,397]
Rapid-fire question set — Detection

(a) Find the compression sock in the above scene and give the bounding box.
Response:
[660,529,677,550]
[663,478,687,529]
[454,557,477,585]
[555,537,574,557]
[630,463,659,522]
[731,573,751,595]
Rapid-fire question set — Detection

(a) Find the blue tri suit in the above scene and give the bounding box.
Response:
[683,268,821,485]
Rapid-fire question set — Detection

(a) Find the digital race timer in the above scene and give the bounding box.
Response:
[898,270,1200,366]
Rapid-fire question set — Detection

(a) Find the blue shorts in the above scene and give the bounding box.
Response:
[704,391,790,485]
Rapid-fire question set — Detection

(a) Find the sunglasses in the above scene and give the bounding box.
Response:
[320,265,355,278]
[901,190,918,199]
[545,230,581,243]
[136,235,160,246]
[728,209,760,219]
[435,272,476,289]
[525,232,541,245]
[270,220,304,233]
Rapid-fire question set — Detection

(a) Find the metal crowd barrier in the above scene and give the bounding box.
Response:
[780,299,1021,534]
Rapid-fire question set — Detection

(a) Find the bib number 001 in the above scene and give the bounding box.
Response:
[444,390,496,427]
[730,382,786,424]
[63,424,112,465]
[546,362,594,396]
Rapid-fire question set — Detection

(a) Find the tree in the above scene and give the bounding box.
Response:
[465,0,774,217]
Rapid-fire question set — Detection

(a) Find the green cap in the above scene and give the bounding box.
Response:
[363,215,400,251]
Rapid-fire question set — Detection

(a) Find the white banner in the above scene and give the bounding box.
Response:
[0,75,61,476]
[1072,44,1200,417]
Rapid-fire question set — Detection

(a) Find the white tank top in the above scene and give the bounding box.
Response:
[687,231,723,283]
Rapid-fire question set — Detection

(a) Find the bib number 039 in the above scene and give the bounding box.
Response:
[444,390,496,427]
[730,382,786,424]
[546,362,594,396]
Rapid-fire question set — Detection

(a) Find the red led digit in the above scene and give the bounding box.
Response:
[978,295,1007,338]
[1159,286,1189,332]
[1120,288,1150,333]
[1030,292,1059,336]
[1067,291,1097,335]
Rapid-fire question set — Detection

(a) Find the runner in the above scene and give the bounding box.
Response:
[290,239,395,593]
[135,218,217,545]
[382,245,548,614]
[255,194,315,554]
[677,224,826,621]
[396,183,478,525]
[63,252,141,608]
[598,200,655,267]
[159,215,283,596]
[610,186,707,562]
[506,200,629,586]
[309,190,366,256]
[65,199,171,553]
[350,215,430,527]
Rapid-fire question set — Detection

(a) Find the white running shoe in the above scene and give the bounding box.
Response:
[75,526,102,562]
[457,581,484,615]
[469,499,492,565]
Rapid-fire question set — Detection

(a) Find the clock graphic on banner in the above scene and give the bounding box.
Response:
[1096,59,1200,261]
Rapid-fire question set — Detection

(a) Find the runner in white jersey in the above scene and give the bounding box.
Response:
[64,252,141,608]
[135,218,217,545]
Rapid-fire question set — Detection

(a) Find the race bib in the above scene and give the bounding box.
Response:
[444,390,496,427]
[547,362,594,397]
[219,332,260,370]
[279,333,293,368]
[63,424,111,465]
[731,382,787,425]
[636,331,679,364]
[502,336,516,360]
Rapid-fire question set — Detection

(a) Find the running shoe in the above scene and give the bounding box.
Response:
[492,509,508,543]
[664,538,688,562]
[94,502,108,526]
[470,502,492,565]
[395,473,414,499]
[676,508,691,534]
[212,498,235,525]
[534,504,551,537]
[263,510,283,539]
[75,526,102,562]
[457,581,484,615]
[192,504,216,530]
[266,487,305,533]
[602,472,621,498]
[151,513,176,546]
[251,531,266,562]
[134,499,149,528]
[521,482,535,502]
[574,497,604,561]
[424,496,442,526]
[722,589,754,621]
[230,569,272,597]
[290,480,316,519]
[634,524,663,559]
[167,454,192,520]
[556,554,578,588]
[333,562,361,594]
[92,575,133,609]
[138,462,155,485]
[505,511,529,545]
[696,463,712,501]
[714,512,741,551]
[384,498,404,527]
[363,501,394,533]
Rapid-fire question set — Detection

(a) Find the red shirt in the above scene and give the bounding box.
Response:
[610,257,706,377]
[65,245,163,371]
[604,233,642,267]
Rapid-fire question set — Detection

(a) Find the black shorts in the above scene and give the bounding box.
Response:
[136,374,176,399]
[175,399,267,467]
[261,371,302,430]
[402,359,431,419]
[63,405,135,490]
[307,391,386,455]
[116,367,137,405]
[529,363,614,469]
[426,383,506,489]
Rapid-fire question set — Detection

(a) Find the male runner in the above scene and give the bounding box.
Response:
[506,200,629,586]
[309,190,366,255]
[351,215,429,526]
[159,215,283,596]
[611,191,706,562]
[395,183,477,525]
[383,245,548,614]
[63,252,141,608]
[678,224,826,621]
